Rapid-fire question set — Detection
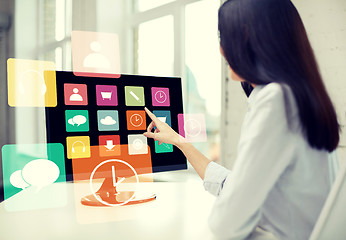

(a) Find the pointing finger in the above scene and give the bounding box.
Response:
[144,107,161,126]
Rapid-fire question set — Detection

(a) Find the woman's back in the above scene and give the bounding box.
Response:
[204,83,332,240]
[259,86,331,239]
[261,144,330,239]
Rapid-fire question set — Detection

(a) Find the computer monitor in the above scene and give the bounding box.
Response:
[0,71,187,206]
[45,71,187,206]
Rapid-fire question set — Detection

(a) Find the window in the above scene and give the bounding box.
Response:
[136,15,174,76]
[13,0,73,144]
[132,0,222,162]
[134,0,176,12]
[185,0,221,161]
[38,0,72,71]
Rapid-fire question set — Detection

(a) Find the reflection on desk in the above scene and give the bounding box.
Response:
[0,181,276,240]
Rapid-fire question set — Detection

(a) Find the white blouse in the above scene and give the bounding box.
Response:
[203,83,334,240]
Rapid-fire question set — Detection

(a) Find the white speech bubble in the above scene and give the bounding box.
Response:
[10,170,30,190]
[68,118,75,126]
[21,159,60,192]
[68,115,87,126]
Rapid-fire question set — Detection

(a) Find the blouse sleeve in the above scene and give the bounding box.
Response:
[203,161,231,196]
[208,83,298,240]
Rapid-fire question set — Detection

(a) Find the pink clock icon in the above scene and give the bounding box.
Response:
[155,91,167,103]
[151,87,170,106]
[184,119,201,137]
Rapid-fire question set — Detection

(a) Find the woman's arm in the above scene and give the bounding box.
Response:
[143,107,211,179]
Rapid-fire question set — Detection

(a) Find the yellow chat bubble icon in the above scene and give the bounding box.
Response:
[7,58,57,107]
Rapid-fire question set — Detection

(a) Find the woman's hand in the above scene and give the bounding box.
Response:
[143,107,183,146]
[144,107,211,179]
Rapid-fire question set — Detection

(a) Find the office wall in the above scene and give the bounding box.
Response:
[296,0,346,162]
[221,0,346,169]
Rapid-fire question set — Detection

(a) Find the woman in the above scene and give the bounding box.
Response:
[144,0,340,239]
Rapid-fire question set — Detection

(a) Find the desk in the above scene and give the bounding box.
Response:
[0,179,276,240]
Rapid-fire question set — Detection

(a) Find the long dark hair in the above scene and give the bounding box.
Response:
[219,0,339,152]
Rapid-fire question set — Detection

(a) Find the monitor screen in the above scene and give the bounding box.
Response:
[45,71,187,181]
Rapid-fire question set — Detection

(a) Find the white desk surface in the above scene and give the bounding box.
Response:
[0,177,276,240]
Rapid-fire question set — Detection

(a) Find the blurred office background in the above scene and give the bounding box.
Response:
[0,0,346,178]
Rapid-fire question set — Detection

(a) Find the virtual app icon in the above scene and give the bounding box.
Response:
[72,145,154,224]
[128,134,148,155]
[96,85,118,106]
[1,143,66,211]
[7,58,57,107]
[153,110,171,127]
[72,31,121,78]
[178,114,207,142]
[98,135,121,157]
[97,110,119,131]
[125,86,145,106]
[152,110,173,153]
[65,110,90,132]
[64,83,88,105]
[66,136,91,159]
[89,159,139,207]
[126,110,146,130]
[155,141,173,153]
[151,87,170,106]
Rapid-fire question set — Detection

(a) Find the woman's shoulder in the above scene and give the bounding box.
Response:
[256,82,287,101]
[251,82,298,117]
[254,82,294,103]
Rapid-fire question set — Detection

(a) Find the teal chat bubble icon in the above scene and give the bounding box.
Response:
[65,110,89,132]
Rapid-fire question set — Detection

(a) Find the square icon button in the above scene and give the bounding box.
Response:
[126,110,146,130]
[125,86,145,106]
[1,143,67,211]
[97,110,119,131]
[7,58,57,107]
[153,110,171,127]
[178,114,207,142]
[71,31,121,78]
[151,87,170,106]
[155,141,173,153]
[64,83,88,105]
[96,85,118,106]
[128,134,148,155]
[66,136,91,159]
[99,135,121,157]
[65,110,89,132]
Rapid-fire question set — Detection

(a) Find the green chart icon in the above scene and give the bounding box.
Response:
[1,143,67,211]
